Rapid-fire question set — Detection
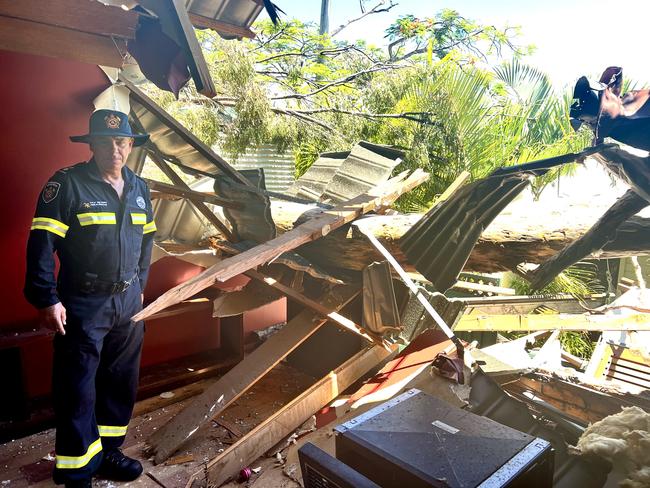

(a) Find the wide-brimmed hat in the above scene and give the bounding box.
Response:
[70,109,149,146]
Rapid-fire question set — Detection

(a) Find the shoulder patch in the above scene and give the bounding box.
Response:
[42,181,61,203]
[136,196,146,209]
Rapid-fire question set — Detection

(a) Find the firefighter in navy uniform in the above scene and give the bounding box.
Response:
[24,110,156,488]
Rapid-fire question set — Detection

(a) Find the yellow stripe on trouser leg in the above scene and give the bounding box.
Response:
[31,217,69,238]
[55,438,102,469]
[98,425,128,437]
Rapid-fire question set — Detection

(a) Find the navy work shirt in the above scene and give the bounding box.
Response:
[24,159,156,308]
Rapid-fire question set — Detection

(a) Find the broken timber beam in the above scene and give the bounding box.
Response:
[133,169,429,322]
[502,372,650,425]
[146,148,235,240]
[144,178,241,209]
[188,344,395,487]
[245,269,387,348]
[455,312,650,332]
[147,285,361,463]
[461,294,610,315]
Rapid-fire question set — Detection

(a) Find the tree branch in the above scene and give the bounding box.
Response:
[271,63,406,101]
[286,107,435,125]
[331,0,398,37]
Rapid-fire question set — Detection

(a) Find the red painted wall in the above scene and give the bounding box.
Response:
[1,49,109,330]
[2,51,286,399]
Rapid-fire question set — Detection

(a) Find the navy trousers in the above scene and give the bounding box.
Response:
[52,282,144,483]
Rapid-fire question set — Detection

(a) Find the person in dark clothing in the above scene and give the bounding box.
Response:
[24,109,156,488]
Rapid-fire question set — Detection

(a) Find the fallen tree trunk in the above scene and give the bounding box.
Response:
[528,189,649,290]
[264,201,650,275]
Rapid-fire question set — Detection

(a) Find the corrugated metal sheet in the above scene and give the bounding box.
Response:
[400,173,531,292]
[231,144,295,192]
[286,141,404,204]
[285,151,349,200]
[185,0,263,35]
[151,196,207,243]
[129,98,223,176]
[320,141,404,205]
[214,168,276,242]
[151,176,227,245]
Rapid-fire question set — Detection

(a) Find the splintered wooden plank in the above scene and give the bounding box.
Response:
[144,178,241,209]
[147,148,235,240]
[133,169,429,322]
[454,312,650,332]
[147,285,361,463]
[246,269,387,348]
[189,344,394,488]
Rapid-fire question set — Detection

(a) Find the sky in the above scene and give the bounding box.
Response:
[263,0,650,89]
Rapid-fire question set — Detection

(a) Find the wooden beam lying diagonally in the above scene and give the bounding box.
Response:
[133,169,429,322]
[146,148,234,240]
[245,269,388,348]
[144,178,241,209]
[147,285,362,463]
[187,345,395,488]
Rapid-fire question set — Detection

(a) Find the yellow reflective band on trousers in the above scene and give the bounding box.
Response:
[31,217,69,238]
[55,438,102,469]
[143,220,157,234]
[130,212,147,225]
[98,424,128,437]
[76,212,117,226]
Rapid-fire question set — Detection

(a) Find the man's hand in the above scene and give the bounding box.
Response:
[38,302,67,335]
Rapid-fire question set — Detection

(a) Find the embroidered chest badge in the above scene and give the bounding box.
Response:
[105,113,121,129]
[42,181,61,203]
[136,196,146,209]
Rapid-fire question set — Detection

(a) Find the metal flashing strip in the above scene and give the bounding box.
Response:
[477,438,552,488]
[335,389,420,434]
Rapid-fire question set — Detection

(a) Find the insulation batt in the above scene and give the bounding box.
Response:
[573,406,650,487]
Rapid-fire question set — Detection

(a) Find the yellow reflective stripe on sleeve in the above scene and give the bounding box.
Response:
[77,212,116,226]
[98,424,128,437]
[130,212,147,225]
[31,217,69,238]
[143,220,157,234]
[55,438,102,469]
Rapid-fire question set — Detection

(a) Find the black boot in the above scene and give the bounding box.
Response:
[97,448,143,481]
[64,480,92,488]
[52,469,92,487]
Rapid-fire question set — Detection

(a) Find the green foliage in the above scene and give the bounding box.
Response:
[147,10,589,211]
[560,331,596,360]
[504,262,605,296]
[385,9,532,61]
[503,262,603,360]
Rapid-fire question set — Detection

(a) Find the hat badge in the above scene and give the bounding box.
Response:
[104,113,122,129]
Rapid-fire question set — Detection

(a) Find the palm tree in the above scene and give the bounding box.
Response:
[379,57,590,210]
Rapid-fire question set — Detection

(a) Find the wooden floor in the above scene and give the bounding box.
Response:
[0,362,315,487]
